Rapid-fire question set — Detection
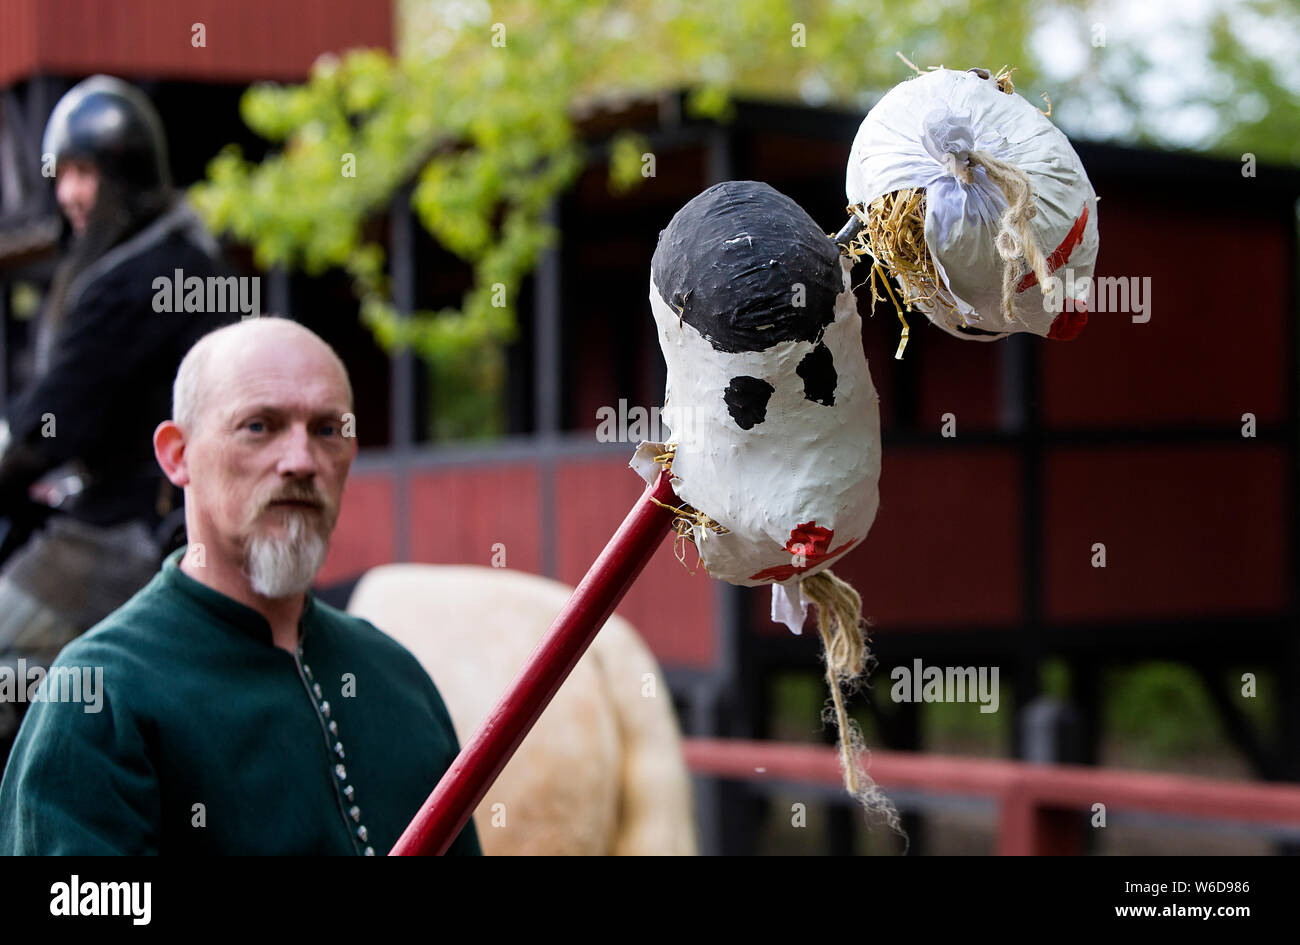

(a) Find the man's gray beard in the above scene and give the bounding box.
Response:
[244,511,329,599]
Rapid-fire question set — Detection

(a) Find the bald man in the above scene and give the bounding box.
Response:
[0,318,481,855]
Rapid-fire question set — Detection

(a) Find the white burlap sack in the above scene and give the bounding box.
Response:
[846,67,1099,341]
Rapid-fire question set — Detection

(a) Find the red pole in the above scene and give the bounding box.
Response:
[391,468,681,855]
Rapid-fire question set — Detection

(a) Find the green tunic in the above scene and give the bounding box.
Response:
[0,547,481,855]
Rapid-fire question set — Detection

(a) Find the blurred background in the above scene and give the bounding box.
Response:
[0,0,1297,854]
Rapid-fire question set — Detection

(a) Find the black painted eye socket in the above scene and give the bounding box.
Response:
[724,375,775,430]
[797,341,836,406]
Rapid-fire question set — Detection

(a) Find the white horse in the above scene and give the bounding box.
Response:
[347,564,697,856]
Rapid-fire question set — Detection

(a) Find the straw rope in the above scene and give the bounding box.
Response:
[802,570,903,836]
[648,449,905,837]
[970,149,1056,326]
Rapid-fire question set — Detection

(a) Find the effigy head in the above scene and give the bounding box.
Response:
[637,180,882,605]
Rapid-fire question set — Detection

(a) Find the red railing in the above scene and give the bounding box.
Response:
[683,738,1300,855]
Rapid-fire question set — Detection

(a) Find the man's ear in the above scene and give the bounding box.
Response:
[154,420,191,488]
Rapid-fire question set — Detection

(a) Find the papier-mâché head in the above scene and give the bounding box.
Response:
[638,180,882,593]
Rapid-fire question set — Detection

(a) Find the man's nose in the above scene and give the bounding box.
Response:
[277,424,317,477]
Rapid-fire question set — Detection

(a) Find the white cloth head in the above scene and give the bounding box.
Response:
[846,68,1100,340]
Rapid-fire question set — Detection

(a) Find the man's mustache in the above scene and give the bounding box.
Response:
[258,482,335,517]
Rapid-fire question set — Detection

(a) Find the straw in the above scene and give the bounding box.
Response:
[803,569,903,836]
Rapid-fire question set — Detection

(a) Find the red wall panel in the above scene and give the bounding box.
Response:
[0,0,392,86]
[857,302,903,434]
[317,472,395,585]
[0,3,39,88]
[1043,445,1287,620]
[916,331,1004,432]
[408,465,542,574]
[759,447,1024,633]
[555,457,716,669]
[1040,196,1289,428]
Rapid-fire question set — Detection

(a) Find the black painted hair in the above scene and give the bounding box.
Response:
[651,181,841,354]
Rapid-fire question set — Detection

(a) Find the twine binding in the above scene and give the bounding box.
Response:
[802,569,904,840]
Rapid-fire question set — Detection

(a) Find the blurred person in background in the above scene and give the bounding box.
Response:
[0,75,234,765]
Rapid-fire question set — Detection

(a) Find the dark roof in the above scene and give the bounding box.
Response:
[578,91,1300,204]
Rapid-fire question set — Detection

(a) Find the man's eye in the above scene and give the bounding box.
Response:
[245,420,266,433]
[318,424,337,437]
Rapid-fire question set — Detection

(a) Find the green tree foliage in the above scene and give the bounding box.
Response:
[1030,0,1300,164]
[190,0,1052,437]
[190,0,1297,439]
[1203,1,1300,164]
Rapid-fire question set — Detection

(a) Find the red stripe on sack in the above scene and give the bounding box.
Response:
[1048,299,1088,340]
[1016,203,1090,293]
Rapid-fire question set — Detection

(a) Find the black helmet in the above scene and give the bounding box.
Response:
[41,75,172,194]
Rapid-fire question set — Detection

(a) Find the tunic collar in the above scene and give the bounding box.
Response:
[160,546,316,645]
